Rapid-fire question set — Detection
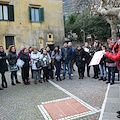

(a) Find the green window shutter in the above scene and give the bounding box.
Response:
[29,7,32,22]
[39,8,44,22]
[8,5,14,21]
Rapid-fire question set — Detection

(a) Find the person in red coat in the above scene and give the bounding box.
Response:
[104,35,120,119]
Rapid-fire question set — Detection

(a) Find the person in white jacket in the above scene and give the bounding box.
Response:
[41,49,51,82]
[31,47,42,84]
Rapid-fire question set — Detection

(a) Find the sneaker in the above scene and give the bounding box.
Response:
[69,77,73,80]
[71,74,73,77]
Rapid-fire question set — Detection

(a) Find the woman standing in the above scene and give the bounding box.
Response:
[75,45,86,79]
[20,48,30,85]
[8,45,21,85]
[0,46,8,89]
[105,44,116,85]
[51,46,62,81]
[28,46,33,79]
[31,47,42,84]
[99,45,107,81]
[41,49,51,82]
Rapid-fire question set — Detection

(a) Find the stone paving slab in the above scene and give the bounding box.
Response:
[43,98,90,119]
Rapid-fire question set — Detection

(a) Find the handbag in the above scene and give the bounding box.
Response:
[40,59,45,67]
[16,59,25,68]
[36,60,45,68]
[9,64,19,72]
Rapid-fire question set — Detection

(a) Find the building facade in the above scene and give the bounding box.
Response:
[0,0,64,50]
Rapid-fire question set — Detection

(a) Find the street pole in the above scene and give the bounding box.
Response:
[83,12,85,44]
[83,29,85,44]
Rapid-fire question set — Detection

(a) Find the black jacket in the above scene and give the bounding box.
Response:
[0,52,8,73]
[20,51,30,67]
[75,48,86,67]
[8,52,18,65]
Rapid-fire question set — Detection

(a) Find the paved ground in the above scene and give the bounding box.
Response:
[0,66,116,120]
[101,83,120,120]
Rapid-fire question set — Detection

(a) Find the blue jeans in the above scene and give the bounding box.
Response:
[54,61,61,77]
[63,60,71,78]
[33,70,41,81]
[99,64,107,77]
[11,71,17,82]
[108,67,115,83]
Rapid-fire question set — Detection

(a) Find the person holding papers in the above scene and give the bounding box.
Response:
[90,40,101,79]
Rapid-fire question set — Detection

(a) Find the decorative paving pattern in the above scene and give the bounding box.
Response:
[38,80,101,120]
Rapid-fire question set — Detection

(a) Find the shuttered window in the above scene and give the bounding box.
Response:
[0,4,14,21]
[29,7,44,23]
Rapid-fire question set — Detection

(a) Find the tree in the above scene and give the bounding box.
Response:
[65,9,111,42]
[97,0,120,41]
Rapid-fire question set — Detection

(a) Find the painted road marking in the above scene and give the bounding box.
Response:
[99,84,110,120]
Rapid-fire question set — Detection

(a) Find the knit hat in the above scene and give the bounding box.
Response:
[22,47,26,51]
[91,42,94,46]
[63,41,67,44]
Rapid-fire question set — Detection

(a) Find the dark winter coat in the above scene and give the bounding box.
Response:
[61,46,72,61]
[75,48,86,67]
[89,46,101,57]
[8,52,18,65]
[0,52,8,73]
[20,51,30,68]
[105,48,115,63]
[83,46,92,64]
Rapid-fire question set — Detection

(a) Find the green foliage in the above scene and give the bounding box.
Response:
[65,11,111,41]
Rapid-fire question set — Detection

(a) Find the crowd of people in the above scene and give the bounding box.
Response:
[0,38,120,91]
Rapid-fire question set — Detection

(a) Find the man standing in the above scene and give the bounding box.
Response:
[83,42,92,77]
[68,42,76,77]
[61,41,72,80]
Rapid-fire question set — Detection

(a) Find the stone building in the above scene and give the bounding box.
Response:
[0,0,65,50]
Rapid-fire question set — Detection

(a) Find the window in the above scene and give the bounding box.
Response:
[29,7,44,23]
[5,36,15,49]
[49,34,51,38]
[0,4,14,21]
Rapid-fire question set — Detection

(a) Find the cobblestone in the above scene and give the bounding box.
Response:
[0,66,110,120]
